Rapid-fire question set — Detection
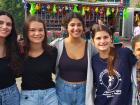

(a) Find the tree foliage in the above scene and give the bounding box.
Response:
[0,0,25,33]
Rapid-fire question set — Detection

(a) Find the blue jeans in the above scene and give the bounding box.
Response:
[20,88,58,105]
[56,77,86,105]
[0,84,20,105]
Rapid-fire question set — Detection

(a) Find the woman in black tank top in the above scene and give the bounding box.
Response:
[56,13,88,105]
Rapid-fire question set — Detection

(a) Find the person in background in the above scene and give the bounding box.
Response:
[91,24,136,105]
[131,35,140,105]
[97,18,105,26]
[134,21,140,36]
[60,26,67,38]
[20,16,58,105]
[0,10,20,105]
[50,12,97,105]
[85,26,91,40]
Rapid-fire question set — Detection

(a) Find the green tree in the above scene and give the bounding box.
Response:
[0,0,25,33]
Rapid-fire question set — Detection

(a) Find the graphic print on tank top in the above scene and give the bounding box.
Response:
[99,69,122,98]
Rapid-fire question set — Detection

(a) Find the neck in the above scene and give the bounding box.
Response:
[0,38,6,57]
[66,36,83,44]
[29,43,44,56]
[99,49,110,59]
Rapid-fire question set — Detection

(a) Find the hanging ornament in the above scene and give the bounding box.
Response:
[29,2,36,15]
[111,8,115,13]
[73,4,79,13]
[99,8,104,17]
[123,7,129,20]
[58,6,62,13]
[41,5,46,13]
[52,4,57,13]
[81,6,85,16]
[86,6,90,12]
[135,14,140,22]
[106,8,111,16]
[35,3,41,11]
[115,7,119,16]
[65,5,69,11]
[119,9,123,16]
[47,4,51,10]
[95,7,99,13]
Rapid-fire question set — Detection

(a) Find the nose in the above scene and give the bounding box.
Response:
[74,25,79,30]
[100,38,106,43]
[34,30,40,35]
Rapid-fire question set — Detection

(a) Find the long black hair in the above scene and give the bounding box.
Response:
[0,10,20,71]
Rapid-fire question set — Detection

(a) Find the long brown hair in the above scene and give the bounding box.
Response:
[92,24,116,76]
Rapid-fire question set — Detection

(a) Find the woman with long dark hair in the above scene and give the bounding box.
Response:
[0,10,20,105]
[50,13,97,105]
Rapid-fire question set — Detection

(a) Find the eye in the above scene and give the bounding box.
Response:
[77,23,82,27]
[104,36,109,39]
[28,29,35,32]
[0,20,4,25]
[69,23,75,27]
[96,37,101,40]
[136,48,140,51]
[6,22,12,27]
[39,28,44,32]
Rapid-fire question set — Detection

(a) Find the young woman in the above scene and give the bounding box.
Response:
[0,11,20,105]
[91,24,136,105]
[20,16,58,105]
[131,35,140,105]
[50,13,97,105]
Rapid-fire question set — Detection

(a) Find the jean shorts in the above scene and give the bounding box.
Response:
[20,88,58,105]
[56,77,86,105]
[0,84,20,105]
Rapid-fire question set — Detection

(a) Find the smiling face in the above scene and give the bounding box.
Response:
[28,21,45,45]
[67,18,84,39]
[93,31,112,53]
[0,15,12,39]
[133,42,140,60]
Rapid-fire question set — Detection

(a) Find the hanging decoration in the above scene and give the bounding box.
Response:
[73,4,79,13]
[41,5,46,13]
[29,2,36,15]
[135,14,140,22]
[81,6,86,16]
[35,3,41,11]
[24,1,128,19]
[123,7,129,20]
[119,9,123,16]
[106,7,111,16]
[52,4,57,13]
[95,7,99,13]
[115,7,119,16]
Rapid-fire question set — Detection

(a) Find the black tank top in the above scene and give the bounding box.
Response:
[59,41,88,82]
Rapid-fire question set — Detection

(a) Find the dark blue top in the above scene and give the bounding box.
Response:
[92,48,136,105]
